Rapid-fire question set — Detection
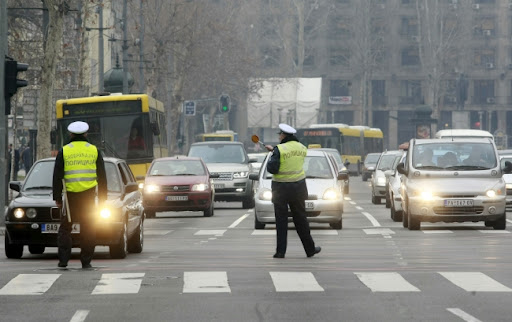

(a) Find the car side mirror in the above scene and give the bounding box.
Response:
[125,182,139,195]
[384,170,393,177]
[344,160,350,167]
[210,173,220,179]
[503,161,512,174]
[396,163,406,175]
[337,172,349,181]
[9,181,22,192]
[249,173,259,181]
[249,157,258,163]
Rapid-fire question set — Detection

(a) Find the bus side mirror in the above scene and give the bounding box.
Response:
[150,122,160,135]
[50,129,56,144]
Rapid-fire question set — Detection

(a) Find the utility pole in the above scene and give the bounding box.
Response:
[122,0,128,94]
[98,0,104,92]
[139,0,144,93]
[1,0,7,220]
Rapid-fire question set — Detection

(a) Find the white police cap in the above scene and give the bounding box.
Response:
[278,123,296,134]
[67,121,89,134]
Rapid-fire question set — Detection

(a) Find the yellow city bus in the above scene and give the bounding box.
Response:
[296,124,383,175]
[53,94,167,180]
[195,130,238,142]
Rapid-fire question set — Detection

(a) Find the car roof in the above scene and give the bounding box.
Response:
[190,141,243,146]
[498,149,512,155]
[381,150,404,156]
[153,156,203,162]
[414,138,495,144]
[306,150,328,157]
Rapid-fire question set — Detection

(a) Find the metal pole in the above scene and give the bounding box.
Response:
[1,0,7,211]
[139,0,145,93]
[98,0,104,92]
[122,0,128,94]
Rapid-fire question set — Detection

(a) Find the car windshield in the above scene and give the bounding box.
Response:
[189,145,247,163]
[149,160,206,176]
[23,161,54,190]
[365,154,380,165]
[413,142,497,170]
[263,155,333,179]
[377,154,399,171]
[322,150,343,168]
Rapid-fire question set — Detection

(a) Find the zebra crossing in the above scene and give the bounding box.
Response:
[0,271,510,296]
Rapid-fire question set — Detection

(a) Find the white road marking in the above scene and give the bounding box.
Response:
[183,272,231,293]
[194,230,226,236]
[0,274,60,295]
[355,272,420,292]
[349,201,356,205]
[446,308,483,322]
[251,230,338,236]
[478,230,510,234]
[363,228,394,235]
[144,230,173,235]
[252,230,275,235]
[248,209,254,212]
[361,212,381,227]
[355,206,363,210]
[270,272,324,292]
[344,197,352,201]
[439,272,512,292]
[70,310,90,322]
[311,230,338,235]
[228,214,250,228]
[506,219,512,224]
[92,273,145,295]
[423,230,453,234]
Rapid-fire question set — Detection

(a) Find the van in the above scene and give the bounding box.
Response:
[397,138,512,230]
[435,129,493,140]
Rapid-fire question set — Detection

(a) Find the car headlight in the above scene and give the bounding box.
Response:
[138,183,144,189]
[377,177,387,186]
[144,184,160,193]
[99,207,111,219]
[192,183,209,191]
[323,188,340,200]
[420,191,433,201]
[233,171,249,178]
[486,190,498,198]
[26,208,37,219]
[13,208,24,219]
[259,189,272,200]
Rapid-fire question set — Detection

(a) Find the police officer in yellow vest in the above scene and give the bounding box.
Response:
[265,123,321,258]
[52,121,107,269]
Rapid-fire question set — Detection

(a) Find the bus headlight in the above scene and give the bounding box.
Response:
[259,189,272,201]
[144,184,160,193]
[233,171,249,178]
[192,183,208,191]
[13,208,24,219]
[99,207,111,219]
[323,188,340,200]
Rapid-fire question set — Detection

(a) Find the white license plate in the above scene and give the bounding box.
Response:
[41,223,80,233]
[214,184,224,189]
[444,199,474,207]
[305,201,314,209]
[166,195,188,201]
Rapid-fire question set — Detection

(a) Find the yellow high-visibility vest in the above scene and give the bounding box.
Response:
[63,141,98,192]
[273,141,306,182]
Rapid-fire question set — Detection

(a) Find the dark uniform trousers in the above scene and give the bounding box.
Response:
[58,187,97,265]
[272,179,315,255]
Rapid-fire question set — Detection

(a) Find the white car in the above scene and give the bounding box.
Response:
[250,149,348,230]
[371,150,404,204]
[248,152,269,174]
[387,153,406,222]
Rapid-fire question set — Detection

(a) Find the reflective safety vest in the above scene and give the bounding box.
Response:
[62,141,98,192]
[273,141,307,182]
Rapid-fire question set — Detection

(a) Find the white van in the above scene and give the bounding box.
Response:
[435,129,493,140]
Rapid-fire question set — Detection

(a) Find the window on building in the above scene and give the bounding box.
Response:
[401,46,420,66]
[330,80,351,96]
[330,48,350,66]
[473,80,495,105]
[262,47,281,67]
[473,17,496,37]
[328,19,351,37]
[443,80,457,106]
[371,80,386,107]
[473,49,495,68]
[399,80,423,105]
[400,16,418,36]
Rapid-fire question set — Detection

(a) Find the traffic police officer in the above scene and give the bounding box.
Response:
[265,123,321,258]
[52,121,107,269]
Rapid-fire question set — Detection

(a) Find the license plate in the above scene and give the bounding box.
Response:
[214,184,224,189]
[444,199,474,207]
[41,223,80,233]
[166,195,188,201]
[305,201,314,209]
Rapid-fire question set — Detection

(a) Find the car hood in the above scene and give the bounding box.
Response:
[205,163,250,172]
[9,190,128,209]
[257,178,338,195]
[407,177,505,194]
[145,175,209,185]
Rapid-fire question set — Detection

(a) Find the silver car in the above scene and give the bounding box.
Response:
[387,153,406,222]
[371,150,404,204]
[499,153,512,212]
[248,152,269,174]
[250,150,348,230]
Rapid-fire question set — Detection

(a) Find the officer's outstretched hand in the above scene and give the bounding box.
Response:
[265,145,274,152]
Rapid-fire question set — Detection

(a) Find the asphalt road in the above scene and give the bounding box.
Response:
[1,179,511,322]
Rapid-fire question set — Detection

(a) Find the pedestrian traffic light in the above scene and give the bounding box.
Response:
[4,58,29,115]
[219,94,230,113]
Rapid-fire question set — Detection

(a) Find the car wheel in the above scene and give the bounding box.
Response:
[402,208,409,228]
[242,197,255,209]
[110,222,128,259]
[127,217,144,253]
[28,245,45,254]
[5,235,23,259]
[203,201,214,217]
[385,193,391,208]
[492,213,506,230]
[330,219,342,230]
[484,221,493,227]
[145,209,156,219]
[371,194,380,205]
[362,174,367,182]
[254,214,265,229]
[408,212,420,230]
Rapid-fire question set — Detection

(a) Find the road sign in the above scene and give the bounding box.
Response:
[184,101,196,116]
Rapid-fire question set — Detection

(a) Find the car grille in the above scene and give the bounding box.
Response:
[433,206,484,215]
[436,194,477,198]
[212,172,233,181]
[306,195,318,200]
[161,185,190,192]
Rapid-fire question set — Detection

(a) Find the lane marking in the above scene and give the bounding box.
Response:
[0,274,60,295]
[344,197,352,201]
[145,230,173,236]
[423,230,453,234]
[355,272,420,292]
[446,308,483,322]
[92,273,145,295]
[361,212,381,227]
[355,206,363,210]
[70,310,90,322]
[228,213,250,228]
[439,272,512,292]
[251,230,338,236]
[478,230,510,234]
[506,219,512,224]
[252,230,275,235]
[270,272,324,292]
[349,201,356,205]
[363,228,394,235]
[183,272,231,293]
[194,230,226,236]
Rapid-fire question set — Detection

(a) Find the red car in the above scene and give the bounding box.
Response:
[142,156,219,218]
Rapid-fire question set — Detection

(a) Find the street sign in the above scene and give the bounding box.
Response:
[184,101,196,116]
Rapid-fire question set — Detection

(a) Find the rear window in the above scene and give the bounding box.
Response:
[364,153,380,164]
[188,144,247,163]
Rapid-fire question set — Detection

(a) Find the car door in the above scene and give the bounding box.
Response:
[118,162,142,235]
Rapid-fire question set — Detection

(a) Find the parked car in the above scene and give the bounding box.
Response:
[362,153,381,182]
[387,153,407,222]
[188,142,257,209]
[250,150,348,230]
[309,147,350,194]
[371,150,404,204]
[398,138,512,230]
[248,152,269,174]
[4,157,144,259]
[141,156,218,218]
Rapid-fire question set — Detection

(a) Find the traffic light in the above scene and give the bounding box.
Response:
[4,58,29,115]
[219,94,230,113]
